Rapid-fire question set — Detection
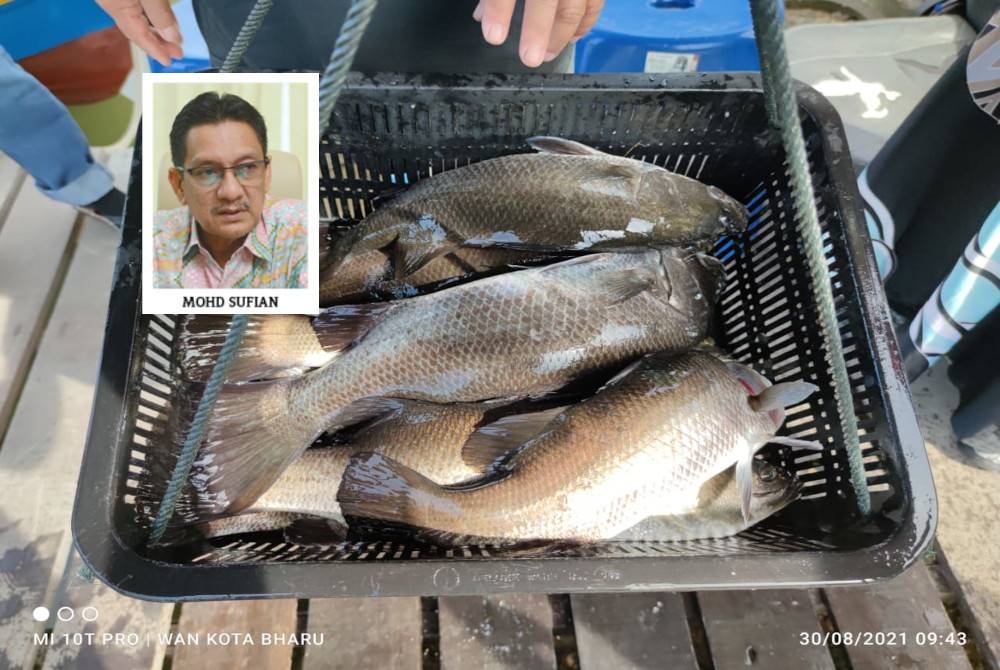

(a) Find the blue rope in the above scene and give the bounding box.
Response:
[749,0,871,516]
[318,0,379,135]
[221,0,276,72]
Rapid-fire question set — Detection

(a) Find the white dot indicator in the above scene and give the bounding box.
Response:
[81,607,99,622]
[32,607,49,622]
[57,607,74,622]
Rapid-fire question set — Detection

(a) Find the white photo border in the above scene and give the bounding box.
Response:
[141,72,320,315]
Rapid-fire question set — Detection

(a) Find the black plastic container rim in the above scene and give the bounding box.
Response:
[71,72,936,601]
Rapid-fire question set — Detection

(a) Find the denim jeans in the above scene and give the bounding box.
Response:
[0,44,113,206]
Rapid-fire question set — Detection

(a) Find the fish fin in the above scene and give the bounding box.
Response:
[736,452,754,525]
[139,377,316,542]
[284,517,349,545]
[338,452,445,528]
[371,186,407,208]
[748,381,819,412]
[462,406,567,472]
[311,303,393,352]
[602,269,657,305]
[527,136,605,156]
[598,358,648,393]
[179,314,338,383]
[767,436,827,451]
[393,240,457,279]
[187,378,315,519]
[541,258,654,305]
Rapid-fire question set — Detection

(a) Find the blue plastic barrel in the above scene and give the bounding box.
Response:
[575,0,785,73]
[0,0,115,60]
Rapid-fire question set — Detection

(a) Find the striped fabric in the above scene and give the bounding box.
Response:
[153,198,308,289]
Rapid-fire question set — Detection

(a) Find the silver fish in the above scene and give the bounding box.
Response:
[179,247,725,384]
[175,248,723,519]
[336,350,819,544]
[186,400,565,539]
[323,136,748,283]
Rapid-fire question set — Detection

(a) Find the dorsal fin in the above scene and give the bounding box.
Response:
[527,136,605,156]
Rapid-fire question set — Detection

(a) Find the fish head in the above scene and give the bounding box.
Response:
[706,185,750,236]
[750,460,800,518]
[635,170,749,242]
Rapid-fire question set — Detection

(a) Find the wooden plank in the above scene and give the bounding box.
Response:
[40,551,172,670]
[0,177,77,437]
[170,600,299,669]
[823,563,973,670]
[913,365,1000,668]
[570,593,698,669]
[698,590,835,670]
[303,597,423,669]
[438,594,556,670]
[0,220,119,669]
[0,154,26,235]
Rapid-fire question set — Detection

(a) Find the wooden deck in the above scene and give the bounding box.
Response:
[0,152,993,669]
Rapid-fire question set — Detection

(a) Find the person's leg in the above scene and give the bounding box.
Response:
[0,44,115,207]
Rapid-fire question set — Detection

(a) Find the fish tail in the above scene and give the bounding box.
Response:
[178,315,331,383]
[145,378,315,537]
[337,452,450,529]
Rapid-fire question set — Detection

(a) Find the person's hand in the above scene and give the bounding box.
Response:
[473,0,604,68]
[95,0,183,67]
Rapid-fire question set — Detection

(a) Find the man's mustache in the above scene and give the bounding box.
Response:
[211,201,251,215]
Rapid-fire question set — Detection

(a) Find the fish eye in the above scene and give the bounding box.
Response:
[759,464,777,482]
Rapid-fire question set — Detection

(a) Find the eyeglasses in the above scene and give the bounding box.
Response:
[177,159,270,188]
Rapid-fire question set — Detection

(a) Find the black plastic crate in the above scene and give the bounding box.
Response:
[72,73,934,601]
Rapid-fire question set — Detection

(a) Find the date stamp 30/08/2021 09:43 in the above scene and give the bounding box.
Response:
[799,631,969,648]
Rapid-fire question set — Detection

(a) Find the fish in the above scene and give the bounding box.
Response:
[172,400,564,540]
[335,350,820,545]
[322,136,748,281]
[179,247,725,384]
[613,459,800,542]
[173,248,724,520]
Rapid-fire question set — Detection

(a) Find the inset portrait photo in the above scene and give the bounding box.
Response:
[142,73,319,314]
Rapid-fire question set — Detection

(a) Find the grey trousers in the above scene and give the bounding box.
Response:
[193,0,572,74]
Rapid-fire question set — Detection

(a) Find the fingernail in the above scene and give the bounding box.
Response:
[161,25,183,45]
[543,50,558,63]
[521,45,545,68]
[484,22,504,44]
[472,1,483,21]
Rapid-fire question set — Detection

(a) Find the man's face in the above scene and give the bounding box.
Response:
[168,120,271,242]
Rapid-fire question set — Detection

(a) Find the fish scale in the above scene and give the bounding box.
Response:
[321,138,748,301]
[190,248,721,518]
[337,351,794,542]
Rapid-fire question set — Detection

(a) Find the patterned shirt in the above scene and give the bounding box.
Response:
[153,198,308,289]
